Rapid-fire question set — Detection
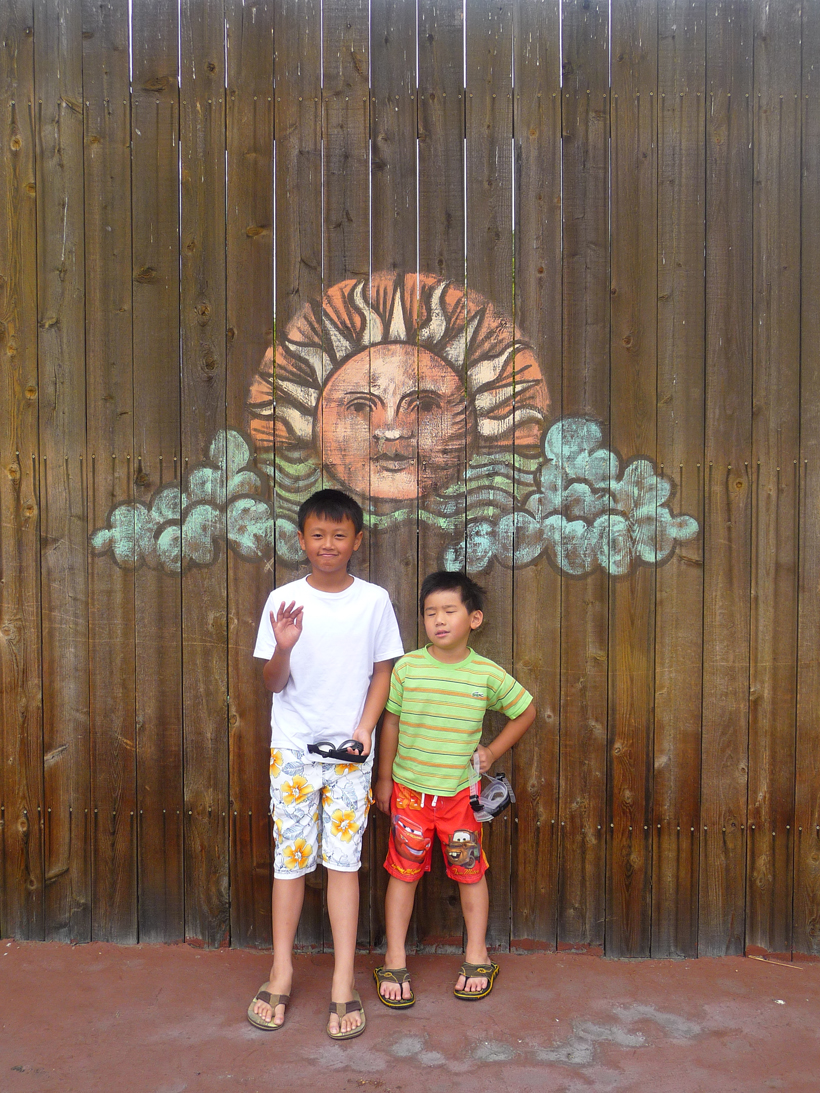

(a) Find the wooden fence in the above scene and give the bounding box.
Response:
[1,0,819,959]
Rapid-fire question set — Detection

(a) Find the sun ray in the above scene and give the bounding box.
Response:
[387,282,408,343]
[322,311,357,364]
[417,281,450,346]
[352,279,384,346]
[283,340,334,386]
[440,306,484,370]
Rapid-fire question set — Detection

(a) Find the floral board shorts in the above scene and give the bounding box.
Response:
[269,747,374,879]
[384,781,488,885]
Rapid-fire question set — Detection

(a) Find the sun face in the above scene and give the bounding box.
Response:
[247,271,550,548]
[316,343,472,501]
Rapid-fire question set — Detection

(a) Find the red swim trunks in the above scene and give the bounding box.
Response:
[384,781,488,884]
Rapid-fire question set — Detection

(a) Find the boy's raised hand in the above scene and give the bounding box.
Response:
[271,601,303,651]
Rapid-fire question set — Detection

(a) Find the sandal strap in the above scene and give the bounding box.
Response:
[256,990,290,1006]
[329,999,362,1016]
[375,966,410,984]
[459,961,495,977]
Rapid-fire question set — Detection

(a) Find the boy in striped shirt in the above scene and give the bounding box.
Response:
[374,571,535,1005]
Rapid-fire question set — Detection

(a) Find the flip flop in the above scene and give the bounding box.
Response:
[247,985,290,1030]
[453,960,499,1000]
[373,966,415,1009]
[327,989,366,1039]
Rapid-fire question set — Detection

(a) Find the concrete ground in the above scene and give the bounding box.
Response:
[0,941,817,1093]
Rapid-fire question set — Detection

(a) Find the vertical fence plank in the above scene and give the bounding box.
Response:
[795,1,820,959]
[652,0,706,960]
[322,0,371,950]
[465,0,514,951]
[700,0,754,957]
[131,0,184,944]
[35,0,91,943]
[179,0,229,946]
[558,0,610,951]
[511,0,562,951]
[746,0,802,959]
[414,0,465,952]
[271,0,324,951]
[369,0,418,951]
[226,0,274,951]
[0,0,43,940]
[82,0,136,944]
[607,0,658,959]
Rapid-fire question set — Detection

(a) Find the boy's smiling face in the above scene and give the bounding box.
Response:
[422,589,483,661]
[298,513,363,581]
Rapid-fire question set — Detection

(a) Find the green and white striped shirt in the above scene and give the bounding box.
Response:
[385,645,533,796]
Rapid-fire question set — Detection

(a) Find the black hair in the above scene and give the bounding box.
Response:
[297,488,364,534]
[419,570,486,615]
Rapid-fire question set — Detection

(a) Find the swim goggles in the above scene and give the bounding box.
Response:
[469,752,516,822]
[307,738,366,764]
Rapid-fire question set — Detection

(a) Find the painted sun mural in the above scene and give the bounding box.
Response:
[90,271,699,575]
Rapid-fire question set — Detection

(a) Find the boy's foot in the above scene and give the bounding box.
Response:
[250,976,291,1028]
[374,966,415,1008]
[453,960,499,1000]
[327,989,366,1039]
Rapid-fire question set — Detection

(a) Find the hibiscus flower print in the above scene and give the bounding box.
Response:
[331,809,360,843]
[282,774,312,806]
[269,748,283,777]
[334,762,359,776]
[283,838,312,871]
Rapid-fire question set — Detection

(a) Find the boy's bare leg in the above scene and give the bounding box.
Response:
[455,875,491,993]
[379,875,420,1002]
[252,875,305,1026]
[326,868,363,1035]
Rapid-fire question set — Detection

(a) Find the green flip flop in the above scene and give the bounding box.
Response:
[453,960,499,1000]
[373,966,415,1009]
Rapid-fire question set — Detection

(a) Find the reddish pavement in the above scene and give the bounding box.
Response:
[1,941,818,1093]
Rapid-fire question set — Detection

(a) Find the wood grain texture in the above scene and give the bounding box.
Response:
[131,0,184,944]
[465,0,514,951]
[180,0,229,946]
[0,0,43,940]
[794,0,820,958]
[745,0,802,957]
[369,0,418,952]
[652,0,706,960]
[511,0,562,950]
[82,0,137,944]
[414,0,466,952]
[558,0,610,950]
[699,0,754,958]
[322,0,372,950]
[35,0,91,943]
[225,0,274,951]
[607,0,658,959]
[273,0,325,951]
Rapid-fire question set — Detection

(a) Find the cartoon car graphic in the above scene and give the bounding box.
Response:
[392,814,431,863]
[445,829,481,870]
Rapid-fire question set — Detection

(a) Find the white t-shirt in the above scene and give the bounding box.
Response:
[254,575,404,752]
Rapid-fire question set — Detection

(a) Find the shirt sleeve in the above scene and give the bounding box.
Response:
[384,661,405,715]
[487,670,533,720]
[372,590,405,662]
[253,592,277,660]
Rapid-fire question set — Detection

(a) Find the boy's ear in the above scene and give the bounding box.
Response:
[296,529,306,550]
[469,610,484,631]
[353,530,364,551]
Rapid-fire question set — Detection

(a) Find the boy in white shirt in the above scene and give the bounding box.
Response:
[248,489,403,1039]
